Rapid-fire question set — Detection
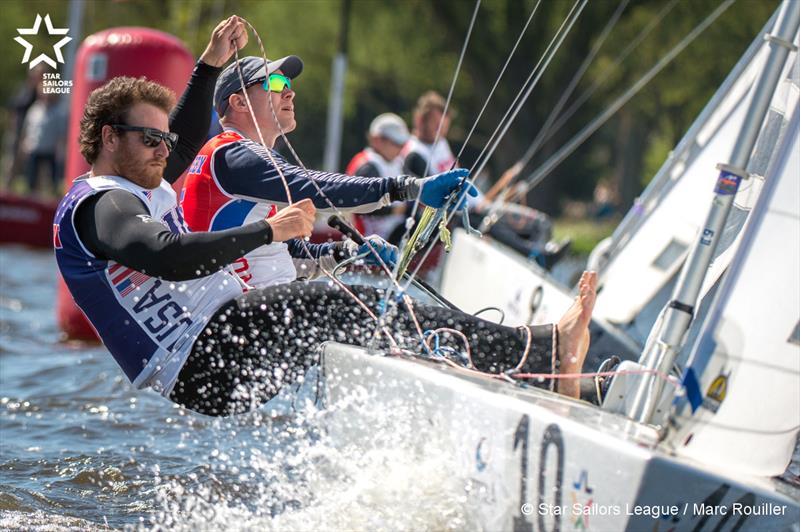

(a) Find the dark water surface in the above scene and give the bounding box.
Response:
[0,246,474,531]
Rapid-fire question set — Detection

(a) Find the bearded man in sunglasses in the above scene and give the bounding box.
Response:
[180,56,479,289]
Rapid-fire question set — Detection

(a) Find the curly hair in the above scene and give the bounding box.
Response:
[79,76,176,164]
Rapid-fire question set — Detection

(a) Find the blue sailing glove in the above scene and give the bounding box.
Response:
[412,168,479,209]
[356,236,398,267]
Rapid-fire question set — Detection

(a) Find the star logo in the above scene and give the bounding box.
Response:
[15,14,72,70]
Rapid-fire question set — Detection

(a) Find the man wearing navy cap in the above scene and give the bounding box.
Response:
[180,55,477,289]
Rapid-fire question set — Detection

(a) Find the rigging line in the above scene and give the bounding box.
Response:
[394,0,584,284]
[515,0,631,172]
[454,0,543,163]
[399,0,588,294]
[526,0,681,167]
[385,0,481,303]
[236,18,450,347]
[470,0,587,181]
[241,18,403,287]
[468,0,584,176]
[479,0,633,229]
[510,0,736,202]
[403,0,482,232]
[420,0,482,181]
[232,36,293,205]
[243,19,364,226]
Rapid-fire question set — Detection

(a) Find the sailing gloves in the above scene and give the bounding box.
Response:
[400,168,479,209]
[359,236,398,267]
[344,235,399,267]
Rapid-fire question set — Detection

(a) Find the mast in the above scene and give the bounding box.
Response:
[626,0,800,424]
[322,0,352,172]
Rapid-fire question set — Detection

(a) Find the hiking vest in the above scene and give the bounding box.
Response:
[401,136,456,175]
[54,175,244,394]
[345,147,403,177]
[181,130,295,288]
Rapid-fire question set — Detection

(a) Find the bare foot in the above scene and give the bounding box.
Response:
[556,271,597,398]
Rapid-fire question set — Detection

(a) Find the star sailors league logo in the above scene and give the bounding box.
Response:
[15,14,74,94]
[15,14,72,70]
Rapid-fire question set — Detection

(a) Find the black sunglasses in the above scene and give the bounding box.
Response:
[112,124,179,152]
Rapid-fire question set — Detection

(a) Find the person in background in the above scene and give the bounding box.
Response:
[401,91,457,177]
[20,81,68,196]
[345,113,410,240]
[398,91,570,269]
[1,65,45,191]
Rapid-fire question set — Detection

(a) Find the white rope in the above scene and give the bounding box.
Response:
[470,0,588,180]
[521,0,680,169]
[384,0,482,310]
[419,0,482,181]
[399,0,589,293]
[454,0,543,162]
[515,0,632,172]
[398,0,482,242]
[479,0,635,228]
[511,0,736,201]
[233,19,418,348]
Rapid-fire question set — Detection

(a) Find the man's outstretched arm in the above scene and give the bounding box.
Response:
[74,190,315,281]
[164,61,222,183]
[213,139,410,212]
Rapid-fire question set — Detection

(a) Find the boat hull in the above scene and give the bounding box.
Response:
[0,193,58,248]
[319,343,800,531]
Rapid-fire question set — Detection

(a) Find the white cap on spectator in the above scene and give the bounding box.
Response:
[368,113,410,146]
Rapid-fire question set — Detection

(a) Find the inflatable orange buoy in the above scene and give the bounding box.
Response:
[58,27,194,340]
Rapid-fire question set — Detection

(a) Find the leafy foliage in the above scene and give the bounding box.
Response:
[0,0,779,214]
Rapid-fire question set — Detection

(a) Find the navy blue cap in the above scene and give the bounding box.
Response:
[214,55,303,116]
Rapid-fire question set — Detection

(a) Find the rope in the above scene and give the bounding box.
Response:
[512,325,533,372]
[509,368,679,387]
[390,346,679,390]
[384,0,482,308]
[237,19,399,283]
[454,0,543,163]
[232,18,423,349]
[470,0,587,178]
[396,0,588,294]
[514,0,632,175]
[509,0,735,202]
[423,327,473,367]
[479,0,637,228]
[534,0,680,160]
[420,0,482,181]
[477,0,679,222]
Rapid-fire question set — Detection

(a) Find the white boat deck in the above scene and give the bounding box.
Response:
[320,343,800,531]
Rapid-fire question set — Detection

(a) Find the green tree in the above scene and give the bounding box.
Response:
[0,0,779,217]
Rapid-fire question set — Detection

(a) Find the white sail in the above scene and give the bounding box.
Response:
[594,24,799,339]
[668,105,800,477]
[441,16,799,358]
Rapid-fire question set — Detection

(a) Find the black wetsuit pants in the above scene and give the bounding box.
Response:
[170,282,554,416]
